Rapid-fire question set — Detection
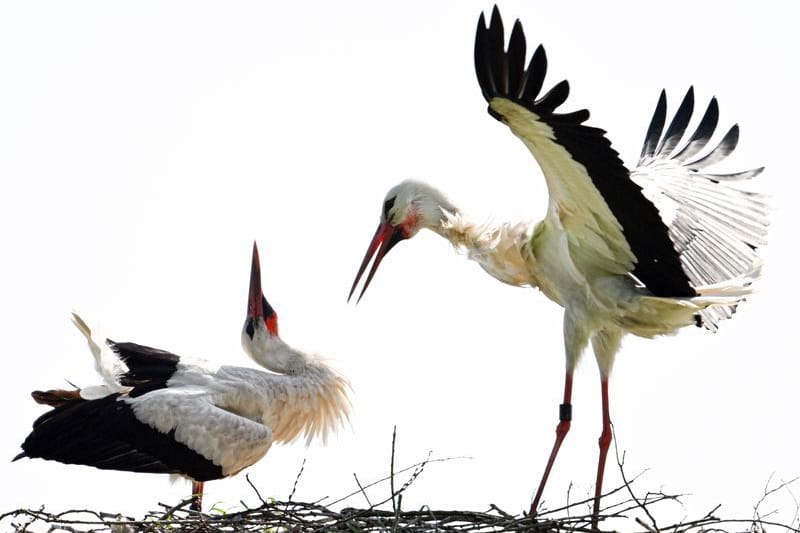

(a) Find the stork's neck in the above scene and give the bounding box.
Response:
[434,208,487,249]
[243,333,310,375]
[434,209,537,288]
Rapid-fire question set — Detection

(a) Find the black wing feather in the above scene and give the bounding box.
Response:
[506,20,526,99]
[536,80,570,115]
[640,91,667,160]
[688,124,739,169]
[657,87,695,156]
[672,97,719,162]
[474,14,495,101]
[487,7,506,95]
[521,45,546,103]
[16,394,224,481]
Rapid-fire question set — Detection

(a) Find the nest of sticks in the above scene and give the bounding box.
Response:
[4,431,798,533]
[4,481,798,533]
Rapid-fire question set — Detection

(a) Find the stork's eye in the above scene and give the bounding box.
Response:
[382,197,396,220]
[245,318,255,339]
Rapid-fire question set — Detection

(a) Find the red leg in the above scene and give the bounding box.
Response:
[190,481,204,512]
[530,372,573,516]
[591,377,612,529]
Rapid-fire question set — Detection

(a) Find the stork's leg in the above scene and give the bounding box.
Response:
[589,329,621,529]
[531,314,589,516]
[190,481,204,512]
[591,376,612,529]
[529,371,573,516]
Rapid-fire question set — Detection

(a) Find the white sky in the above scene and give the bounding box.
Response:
[1,0,798,529]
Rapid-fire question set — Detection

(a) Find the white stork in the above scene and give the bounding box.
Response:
[349,6,767,526]
[15,242,351,512]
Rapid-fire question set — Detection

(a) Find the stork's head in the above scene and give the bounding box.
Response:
[349,180,455,302]
[241,242,314,374]
[242,242,279,354]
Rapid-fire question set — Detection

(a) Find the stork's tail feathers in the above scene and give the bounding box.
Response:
[71,312,128,391]
[691,261,763,331]
[70,312,93,345]
[24,315,125,413]
[693,260,762,298]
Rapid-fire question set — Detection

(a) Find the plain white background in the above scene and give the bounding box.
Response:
[1,0,797,528]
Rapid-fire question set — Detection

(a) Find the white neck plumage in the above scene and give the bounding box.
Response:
[243,331,310,375]
[429,204,536,288]
[241,330,350,444]
[409,183,527,260]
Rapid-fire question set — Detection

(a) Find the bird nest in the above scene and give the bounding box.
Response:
[3,485,798,533]
[4,432,799,533]
[5,468,798,533]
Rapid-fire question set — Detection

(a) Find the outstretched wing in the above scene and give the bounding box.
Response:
[474,7,694,297]
[632,89,768,326]
[634,88,767,286]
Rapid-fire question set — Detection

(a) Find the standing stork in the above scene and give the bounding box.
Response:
[349,6,767,527]
[15,242,351,512]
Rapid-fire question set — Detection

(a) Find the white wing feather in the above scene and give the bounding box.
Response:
[631,90,768,329]
[126,388,273,476]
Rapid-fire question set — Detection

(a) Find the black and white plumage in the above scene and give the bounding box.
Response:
[349,6,766,527]
[16,243,351,511]
[633,88,767,327]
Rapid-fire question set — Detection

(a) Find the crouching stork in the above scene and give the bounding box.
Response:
[15,242,351,511]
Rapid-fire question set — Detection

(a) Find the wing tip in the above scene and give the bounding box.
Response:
[474,7,585,124]
[640,90,668,160]
[641,88,758,172]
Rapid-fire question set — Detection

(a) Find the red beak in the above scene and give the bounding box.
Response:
[348,222,406,303]
[248,242,264,319]
[248,241,278,335]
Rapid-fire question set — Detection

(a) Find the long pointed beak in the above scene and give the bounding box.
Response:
[247,241,279,335]
[348,222,406,303]
[248,241,264,318]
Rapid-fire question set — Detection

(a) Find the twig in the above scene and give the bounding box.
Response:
[537,469,650,517]
[390,425,398,516]
[353,473,374,507]
[752,474,800,531]
[288,457,307,502]
[487,504,514,520]
[245,473,267,507]
[612,427,658,531]
[327,455,469,508]
[143,498,195,533]
[566,481,573,521]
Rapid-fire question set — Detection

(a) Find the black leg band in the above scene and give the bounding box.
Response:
[559,403,572,422]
